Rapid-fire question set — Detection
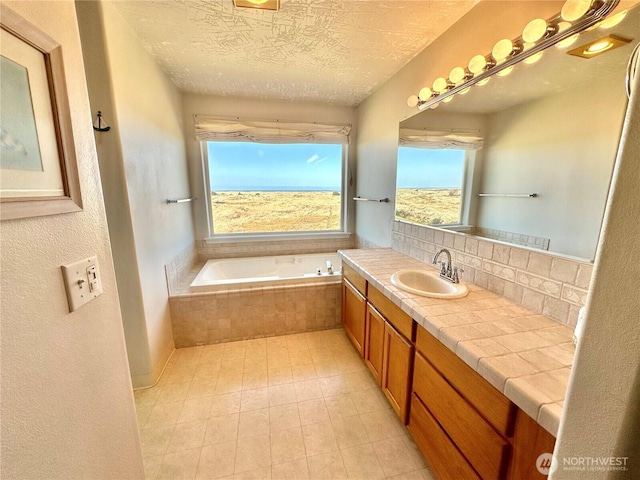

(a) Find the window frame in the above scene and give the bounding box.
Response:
[201,141,350,241]
[394,147,477,228]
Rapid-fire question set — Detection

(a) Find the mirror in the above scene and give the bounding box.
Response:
[396,5,640,262]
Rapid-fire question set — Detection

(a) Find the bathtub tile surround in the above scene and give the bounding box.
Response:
[165,242,199,295]
[392,220,592,326]
[165,237,354,348]
[339,248,574,434]
[197,236,354,260]
[135,329,435,480]
[170,283,342,347]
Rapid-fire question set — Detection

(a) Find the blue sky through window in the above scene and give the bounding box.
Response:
[397,147,465,188]
[208,142,342,191]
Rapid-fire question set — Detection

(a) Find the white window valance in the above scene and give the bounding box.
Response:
[194,115,352,145]
[398,128,483,150]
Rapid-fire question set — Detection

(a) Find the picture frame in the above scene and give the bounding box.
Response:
[0,4,82,221]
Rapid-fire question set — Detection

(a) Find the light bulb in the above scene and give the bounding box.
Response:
[599,10,627,29]
[407,95,419,108]
[449,67,467,85]
[433,77,449,93]
[497,66,514,77]
[442,96,454,103]
[557,33,580,49]
[524,51,544,64]
[247,0,269,4]
[523,19,549,43]
[468,55,487,75]
[561,0,593,22]
[492,39,514,62]
[429,103,440,110]
[418,87,432,101]
[584,39,614,54]
[459,87,471,95]
[477,77,491,86]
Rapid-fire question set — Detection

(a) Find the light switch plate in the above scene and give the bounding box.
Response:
[61,256,103,312]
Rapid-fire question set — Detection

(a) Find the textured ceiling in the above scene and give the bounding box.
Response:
[111,0,477,106]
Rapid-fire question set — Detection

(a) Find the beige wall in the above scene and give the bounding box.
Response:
[0,1,143,478]
[355,1,563,247]
[479,79,626,260]
[181,93,357,241]
[77,1,194,387]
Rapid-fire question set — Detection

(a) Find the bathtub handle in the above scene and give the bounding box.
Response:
[326,260,334,274]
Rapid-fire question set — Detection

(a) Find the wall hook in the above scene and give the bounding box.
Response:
[93,111,111,132]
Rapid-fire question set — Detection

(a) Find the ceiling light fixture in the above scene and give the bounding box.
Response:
[567,34,632,58]
[406,0,620,110]
[233,0,279,11]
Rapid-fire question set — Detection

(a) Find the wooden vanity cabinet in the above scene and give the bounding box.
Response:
[410,324,556,480]
[342,266,414,423]
[340,262,556,479]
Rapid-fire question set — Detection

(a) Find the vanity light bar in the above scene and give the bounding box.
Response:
[408,0,620,111]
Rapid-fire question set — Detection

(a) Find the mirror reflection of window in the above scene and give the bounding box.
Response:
[395,148,467,226]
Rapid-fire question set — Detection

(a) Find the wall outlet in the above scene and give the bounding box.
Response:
[61,256,103,312]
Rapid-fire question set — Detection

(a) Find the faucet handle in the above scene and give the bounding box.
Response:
[452,267,464,283]
[439,261,447,275]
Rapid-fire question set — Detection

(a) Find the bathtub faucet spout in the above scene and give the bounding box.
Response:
[326,260,334,274]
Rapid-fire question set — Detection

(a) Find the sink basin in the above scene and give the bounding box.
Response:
[390,269,468,299]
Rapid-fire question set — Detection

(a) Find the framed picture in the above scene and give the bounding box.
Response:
[0,4,82,221]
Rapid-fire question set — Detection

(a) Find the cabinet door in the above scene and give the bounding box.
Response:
[364,303,385,385]
[381,320,414,424]
[509,409,556,480]
[342,278,366,356]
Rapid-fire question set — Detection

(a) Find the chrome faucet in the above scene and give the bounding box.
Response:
[432,248,461,283]
[326,260,334,274]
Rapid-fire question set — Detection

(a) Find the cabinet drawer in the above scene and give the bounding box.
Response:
[413,352,510,480]
[368,285,414,341]
[342,263,367,296]
[416,325,515,436]
[409,393,480,480]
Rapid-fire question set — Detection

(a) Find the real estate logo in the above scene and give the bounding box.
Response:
[537,454,630,474]
[536,453,557,475]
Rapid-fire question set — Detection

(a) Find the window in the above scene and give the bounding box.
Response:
[206,141,345,235]
[395,147,467,226]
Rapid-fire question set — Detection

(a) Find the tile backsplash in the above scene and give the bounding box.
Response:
[391,220,592,327]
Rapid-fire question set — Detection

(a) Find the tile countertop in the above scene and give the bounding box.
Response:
[338,248,575,437]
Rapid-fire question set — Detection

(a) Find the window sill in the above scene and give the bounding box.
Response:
[205,232,353,244]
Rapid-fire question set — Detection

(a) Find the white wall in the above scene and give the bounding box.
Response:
[552,62,640,480]
[0,1,143,478]
[181,93,357,241]
[478,79,626,260]
[355,1,564,247]
[76,0,195,387]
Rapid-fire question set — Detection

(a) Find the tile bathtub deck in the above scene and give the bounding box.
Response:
[135,329,435,480]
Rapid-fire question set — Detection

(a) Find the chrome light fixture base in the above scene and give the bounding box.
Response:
[409,0,620,111]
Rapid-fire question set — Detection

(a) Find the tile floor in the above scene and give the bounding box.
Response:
[134,328,435,479]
